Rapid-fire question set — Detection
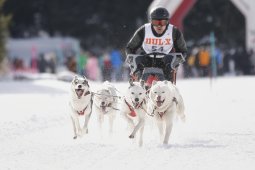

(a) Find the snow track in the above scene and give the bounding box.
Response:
[0,77,255,170]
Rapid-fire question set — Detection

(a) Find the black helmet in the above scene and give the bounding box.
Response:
[150,7,170,20]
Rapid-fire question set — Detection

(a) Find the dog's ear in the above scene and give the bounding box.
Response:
[73,75,78,84]
[129,78,134,86]
[152,80,157,86]
[82,76,89,87]
[84,80,89,87]
[140,80,145,88]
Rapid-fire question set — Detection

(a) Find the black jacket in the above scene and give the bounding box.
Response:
[126,24,187,58]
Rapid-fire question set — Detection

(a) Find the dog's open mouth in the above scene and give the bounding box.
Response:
[156,99,165,107]
[100,103,111,112]
[75,89,84,98]
[100,105,106,112]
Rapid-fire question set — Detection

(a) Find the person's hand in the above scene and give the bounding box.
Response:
[171,55,185,70]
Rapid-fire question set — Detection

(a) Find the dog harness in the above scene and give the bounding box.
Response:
[76,90,92,115]
[124,99,136,117]
[84,91,91,96]
[77,105,88,115]
[153,97,178,118]
[124,98,146,117]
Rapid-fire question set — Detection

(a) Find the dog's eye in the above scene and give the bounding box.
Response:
[162,91,165,93]
[139,93,142,95]
[154,91,157,94]
[74,79,79,84]
[131,92,134,94]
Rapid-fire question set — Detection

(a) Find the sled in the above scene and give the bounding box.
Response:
[126,52,185,88]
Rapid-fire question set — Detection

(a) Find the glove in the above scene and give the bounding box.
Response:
[171,54,185,70]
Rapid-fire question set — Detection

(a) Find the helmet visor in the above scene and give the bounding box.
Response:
[151,19,168,26]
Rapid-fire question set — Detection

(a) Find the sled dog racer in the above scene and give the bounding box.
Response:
[126,7,188,83]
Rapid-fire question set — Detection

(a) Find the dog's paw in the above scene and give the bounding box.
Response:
[139,141,143,147]
[77,130,83,137]
[129,134,135,139]
[158,143,171,149]
[81,128,88,135]
[163,140,169,145]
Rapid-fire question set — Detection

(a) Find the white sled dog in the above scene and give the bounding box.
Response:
[120,79,148,146]
[69,75,93,139]
[147,80,185,145]
[93,81,120,134]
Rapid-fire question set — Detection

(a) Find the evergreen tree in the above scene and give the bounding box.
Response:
[0,0,10,64]
[3,0,152,52]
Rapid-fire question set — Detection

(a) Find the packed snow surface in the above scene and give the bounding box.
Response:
[0,76,254,170]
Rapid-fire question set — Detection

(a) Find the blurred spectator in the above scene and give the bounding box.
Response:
[13,57,25,71]
[197,46,210,77]
[234,47,245,75]
[100,52,112,81]
[242,49,253,75]
[250,49,255,71]
[249,49,255,74]
[223,48,236,76]
[78,50,88,76]
[46,52,57,74]
[86,55,99,81]
[110,49,123,81]
[37,53,47,73]
[66,55,77,73]
[122,61,130,81]
[186,47,199,78]
[214,47,224,75]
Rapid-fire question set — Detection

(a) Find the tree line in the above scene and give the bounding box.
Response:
[2,0,152,53]
[0,0,10,63]
[0,0,246,61]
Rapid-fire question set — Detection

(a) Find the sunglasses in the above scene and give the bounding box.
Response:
[151,20,168,26]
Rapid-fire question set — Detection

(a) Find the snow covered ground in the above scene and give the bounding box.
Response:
[0,76,255,170]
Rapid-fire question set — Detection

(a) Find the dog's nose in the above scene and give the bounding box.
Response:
[135,98,139,102]
[78,85,82,89]
[101,101,105,105]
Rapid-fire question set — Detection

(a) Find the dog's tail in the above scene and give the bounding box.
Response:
[175,91,186,122]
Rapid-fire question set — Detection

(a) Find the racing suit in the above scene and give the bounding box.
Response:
[126,23,187,82]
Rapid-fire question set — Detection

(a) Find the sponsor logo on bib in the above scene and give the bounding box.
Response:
[145,38,171,45]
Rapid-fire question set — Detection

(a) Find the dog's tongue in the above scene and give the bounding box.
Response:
[157,101,162,107]
[101,105,106,112]
[76,89,84,98]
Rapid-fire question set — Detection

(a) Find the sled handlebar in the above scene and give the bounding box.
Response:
[126,52,185,72]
